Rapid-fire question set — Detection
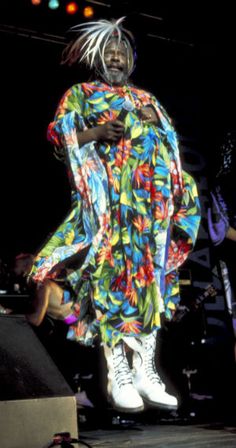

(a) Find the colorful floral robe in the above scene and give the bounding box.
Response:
[31,81,201,347]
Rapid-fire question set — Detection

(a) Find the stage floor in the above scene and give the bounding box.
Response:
[78,410,236,447]
[80,423,236,447]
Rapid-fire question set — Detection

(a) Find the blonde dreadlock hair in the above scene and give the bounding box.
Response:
[62,17,136,76]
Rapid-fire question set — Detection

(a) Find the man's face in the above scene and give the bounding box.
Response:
[102,39,128,86]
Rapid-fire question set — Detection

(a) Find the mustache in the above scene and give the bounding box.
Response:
[106,65,123,71]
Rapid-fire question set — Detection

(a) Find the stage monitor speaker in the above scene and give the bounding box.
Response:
[0,315,78,448]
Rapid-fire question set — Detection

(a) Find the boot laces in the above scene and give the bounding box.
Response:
[112,344,133,388]
[144,336,164,387]
[145,355,163,386]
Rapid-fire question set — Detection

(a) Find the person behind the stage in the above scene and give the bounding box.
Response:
[28,17,201,413]
[208,130,236,339]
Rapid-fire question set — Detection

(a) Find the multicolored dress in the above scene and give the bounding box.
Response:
[30,81,201,347]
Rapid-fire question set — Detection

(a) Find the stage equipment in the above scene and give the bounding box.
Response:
[0,315,78,448]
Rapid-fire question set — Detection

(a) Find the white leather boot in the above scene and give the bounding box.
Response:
[132,331,178,410]
[103,341,144,413]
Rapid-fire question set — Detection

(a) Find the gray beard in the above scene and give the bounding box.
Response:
[102,69,128,86]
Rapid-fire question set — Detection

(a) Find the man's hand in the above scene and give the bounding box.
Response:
[77,120,125,146]
[140,106,158,125]
[94,120,125,143]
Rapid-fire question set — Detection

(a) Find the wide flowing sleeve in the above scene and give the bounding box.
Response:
[150,95,201,270]
[148,94,201,317]
[30,84,110,285]
[163,171,201,318]
[47,84,87,148]
[166,170,201,272]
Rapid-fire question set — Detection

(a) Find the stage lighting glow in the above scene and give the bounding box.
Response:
[66,2,79,14]
[83,6,94,18]
[48,0,60,9]
[31,0,42,5]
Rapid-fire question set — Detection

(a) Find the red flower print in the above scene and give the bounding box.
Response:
[97,240,114,267]
[125,287,138,306]
[173,206,187,222]
[119,320,142,334]
[82,83,95,96]
[153,199,169,220]
[111,271,126,292]
[132,216,150,233]
[73,321,87,338]
[135,266,146,287]
[47,123,60,146]
[150,188,162,202]
[116,209,121,225]
[114,151,123,168]
[125,259,133,291]
[133,164,151,188]
[97,110,117,125]
[135,246,155,287]
[115,139,132,166]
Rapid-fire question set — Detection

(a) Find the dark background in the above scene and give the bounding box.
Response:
[1,1,236,420]
[0,0,235,262]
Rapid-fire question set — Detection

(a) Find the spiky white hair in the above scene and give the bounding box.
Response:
[62,17,135,76]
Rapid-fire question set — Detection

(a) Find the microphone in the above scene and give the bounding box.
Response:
[117,98,135,122]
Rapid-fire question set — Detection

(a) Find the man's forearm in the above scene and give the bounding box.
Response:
[77,127,99,146]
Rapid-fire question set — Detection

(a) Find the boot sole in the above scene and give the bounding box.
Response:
[142,397,178,411]
[109,398,144,413]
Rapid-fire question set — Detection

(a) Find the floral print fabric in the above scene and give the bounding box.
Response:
[31,81,200,347]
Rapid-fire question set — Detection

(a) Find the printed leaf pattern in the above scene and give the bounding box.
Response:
[31,81,201,346]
